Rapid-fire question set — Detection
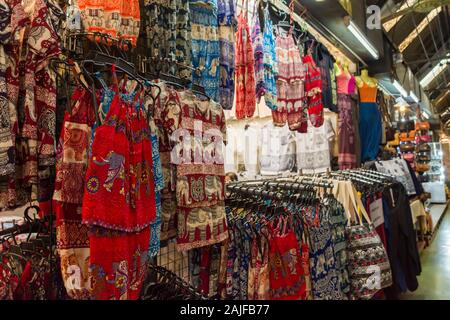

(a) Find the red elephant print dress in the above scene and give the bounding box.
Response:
[82,84,156,300]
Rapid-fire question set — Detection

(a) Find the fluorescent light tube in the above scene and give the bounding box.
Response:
[423,112,430,119]
[347,20,380,60]
[393,80,408,97]
[409,92,419,103]
[420,56,450,88]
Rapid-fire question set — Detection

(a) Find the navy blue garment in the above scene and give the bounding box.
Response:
[359,102,382,162]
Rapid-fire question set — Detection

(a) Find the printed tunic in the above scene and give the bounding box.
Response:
[161,88,228,251]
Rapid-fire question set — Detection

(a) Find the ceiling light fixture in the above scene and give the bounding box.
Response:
[345,18,380,60]
[393,80,408,97]
[420,55,450,88]
[423,111,430,119]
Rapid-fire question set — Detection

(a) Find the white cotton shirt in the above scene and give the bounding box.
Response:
[295,119,334,174]
[259,123,296,175]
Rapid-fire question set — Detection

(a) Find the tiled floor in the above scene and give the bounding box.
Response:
[401,206,450,300]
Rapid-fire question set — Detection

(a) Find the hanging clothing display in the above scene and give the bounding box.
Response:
[0,0,63,210]
[272,33,305,131]
[235,8,256,119]
[217,0,236,109]
[190,2,221,102]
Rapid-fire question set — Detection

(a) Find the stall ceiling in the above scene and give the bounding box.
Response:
[299,0,449,120]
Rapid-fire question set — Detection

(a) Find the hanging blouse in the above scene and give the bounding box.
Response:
[251,10,265,101]
[262,9,278,110]
[302,54,324,132]
[161,89,228,251]
[218,0,236,109]
[235,10,256,119]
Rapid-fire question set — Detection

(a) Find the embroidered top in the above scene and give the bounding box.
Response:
[235,11,256,119]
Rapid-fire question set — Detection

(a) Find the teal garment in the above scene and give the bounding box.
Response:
[190,3,220,101]
[262,9,277,110]
[149,129,164,257]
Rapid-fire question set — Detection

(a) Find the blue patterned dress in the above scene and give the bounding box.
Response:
[190,1,220,101]
[262,8,278,110]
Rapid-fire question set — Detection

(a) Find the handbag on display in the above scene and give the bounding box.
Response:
[399,132,412,142]
[400,142,415,152]
[415,135,432,144]
[416,162,431,172]
[416,154,431,162]
[416,143,431,153]
[345,188,393,300]
[398,120,414,132]
[388,132,400,146]
[415,121,430,131]
[402,153,415,163]
[417,175,430,183]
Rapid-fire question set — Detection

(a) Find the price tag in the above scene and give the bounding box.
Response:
[369,198,384,228]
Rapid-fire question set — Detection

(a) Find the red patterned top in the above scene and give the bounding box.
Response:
[82,90,156,232]
[302,55,324,132]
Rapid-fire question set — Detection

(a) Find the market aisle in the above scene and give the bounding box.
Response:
[402,207,450,300]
